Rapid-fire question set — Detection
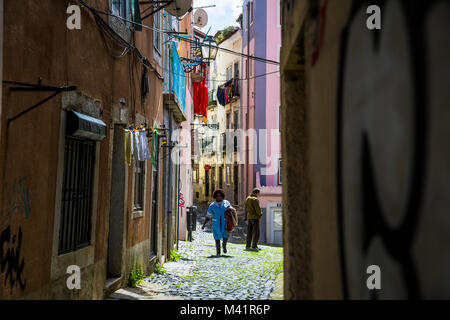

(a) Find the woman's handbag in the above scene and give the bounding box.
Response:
[225,207,238,233]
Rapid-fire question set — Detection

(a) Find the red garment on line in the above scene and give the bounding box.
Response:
[193,68,208,121]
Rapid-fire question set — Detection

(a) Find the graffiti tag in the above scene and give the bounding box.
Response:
[0,226,27,292]
[8,177,32,219]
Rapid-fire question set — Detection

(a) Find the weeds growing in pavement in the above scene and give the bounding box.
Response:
[154,261,167,274]
[128,266,146,287]
[170,250,182,262]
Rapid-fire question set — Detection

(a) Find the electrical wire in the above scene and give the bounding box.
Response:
[170,34,280,65]
[160,62,279,83]
[77,0,280,66]
[77,0,155,72]
[76,0,280,124]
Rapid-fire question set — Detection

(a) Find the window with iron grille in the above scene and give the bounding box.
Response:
[59,137,96,254]
[134,160,145,211]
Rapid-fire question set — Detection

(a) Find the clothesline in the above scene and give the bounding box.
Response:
[122,125,164,167]
[216,78,239,107]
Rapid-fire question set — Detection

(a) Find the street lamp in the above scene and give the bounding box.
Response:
[201,35,218,62]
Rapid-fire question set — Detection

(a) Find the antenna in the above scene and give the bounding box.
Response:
[165,0,193,18]
[193,9,208,28]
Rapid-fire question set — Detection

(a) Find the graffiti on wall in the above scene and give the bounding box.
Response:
[337,0,450,299]
[0,225,27,292]
[1,176,32,293]
[179,192,185,217]
[8,176,32,219]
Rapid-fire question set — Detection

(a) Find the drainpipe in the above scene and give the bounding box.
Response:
[0,0,4,209]
[0,0,3,135]
[176,145,181,250]
[246,2,250,198]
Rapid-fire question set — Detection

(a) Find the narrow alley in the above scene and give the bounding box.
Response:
[110,223,283,300]
[2,0,450,306]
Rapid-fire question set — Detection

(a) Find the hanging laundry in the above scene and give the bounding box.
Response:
[193,81,202,114]
[130,130,134,159]
[217,86,226,106]
[202,85,208,123]
[151,127,158,168]
[217,79,234,106]
[193,67,208,121]
[133,130,143,161]
[177,41,183,57]
[140,130,151,160]
[124,130,132,166]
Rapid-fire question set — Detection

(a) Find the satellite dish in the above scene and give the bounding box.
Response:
[165,0,193,18]
[193,9,208,28]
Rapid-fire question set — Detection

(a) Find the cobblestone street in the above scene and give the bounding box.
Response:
[144,225,283,300]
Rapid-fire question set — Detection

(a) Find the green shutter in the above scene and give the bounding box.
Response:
[131,0,142,31]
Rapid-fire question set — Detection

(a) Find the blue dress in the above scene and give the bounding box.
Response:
[207,200,231,240]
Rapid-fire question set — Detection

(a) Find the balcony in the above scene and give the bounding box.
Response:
[163,41,187,123]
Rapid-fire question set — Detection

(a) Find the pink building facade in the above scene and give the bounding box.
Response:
[241,0,282,244]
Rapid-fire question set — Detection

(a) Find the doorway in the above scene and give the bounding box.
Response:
[205,168,210,198]
[266,204,283,245]
[211,166,216,194]
[150,136,159,257]
[107,126,126,279]
[233,165,239,205]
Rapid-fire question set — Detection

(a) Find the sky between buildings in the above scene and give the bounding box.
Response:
[193,0,242,35]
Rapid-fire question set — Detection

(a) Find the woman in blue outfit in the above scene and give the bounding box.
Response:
[201,189,232,256]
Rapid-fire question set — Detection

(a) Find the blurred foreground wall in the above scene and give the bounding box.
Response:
[281,0,450,299]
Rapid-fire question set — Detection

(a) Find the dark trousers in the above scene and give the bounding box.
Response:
[215,238,228,255]
[246,219,260,248]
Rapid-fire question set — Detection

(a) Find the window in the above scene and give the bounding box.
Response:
[226,165,231,185]
[234,62,239,78]
[193,166,199,183]
[226,113,231,129]
[278,159,282,185]
[222,132,226,154]
[153,10,161,53]
[134,160,145,211]
[226,66,232,81]
[233,111,239,130]
[112,0,128,19]
[59,137,96,254]
[250,1,254,24]
[212,136,217,153]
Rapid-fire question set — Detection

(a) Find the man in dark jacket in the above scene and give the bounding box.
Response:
[245,188,263,251]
